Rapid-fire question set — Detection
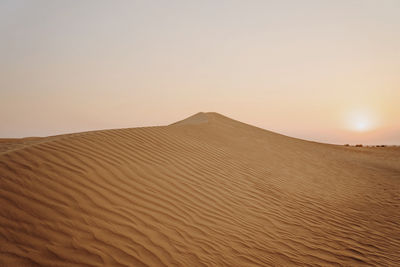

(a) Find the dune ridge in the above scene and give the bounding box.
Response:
[1,112,399,266]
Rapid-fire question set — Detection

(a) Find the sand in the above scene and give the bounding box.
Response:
[0,112,399,266]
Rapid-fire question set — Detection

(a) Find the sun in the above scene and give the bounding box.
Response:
[353,118,370,132]
[346,109,377,132]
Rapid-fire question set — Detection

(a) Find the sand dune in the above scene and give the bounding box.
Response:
[1,112,399,266]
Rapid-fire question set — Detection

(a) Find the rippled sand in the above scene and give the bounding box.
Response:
[1,112,399,266]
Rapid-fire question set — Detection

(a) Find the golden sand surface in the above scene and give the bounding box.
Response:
[1,112,399,266]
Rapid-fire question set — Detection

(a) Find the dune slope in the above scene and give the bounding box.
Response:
[1,112,399,266]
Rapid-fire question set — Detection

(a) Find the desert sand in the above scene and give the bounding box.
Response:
[0,112,399,266]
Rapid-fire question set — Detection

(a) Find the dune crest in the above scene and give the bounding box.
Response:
[1,112,399,266]
[170,112,209,126]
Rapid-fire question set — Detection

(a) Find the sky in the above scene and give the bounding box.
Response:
[1,0,400,145]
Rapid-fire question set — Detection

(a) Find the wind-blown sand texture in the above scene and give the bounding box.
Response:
[1,112,399,266]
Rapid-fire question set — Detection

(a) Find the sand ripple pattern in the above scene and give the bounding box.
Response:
[1,112,399,266]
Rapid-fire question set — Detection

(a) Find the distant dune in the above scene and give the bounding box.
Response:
[1,112,399,266]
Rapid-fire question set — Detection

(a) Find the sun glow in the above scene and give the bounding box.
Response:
[345,109,377,132]
[354,118,370,132]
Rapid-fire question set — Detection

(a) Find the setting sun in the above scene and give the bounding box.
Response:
[345,109,378,132]
[354,120,369,132]
[352,115,372,132]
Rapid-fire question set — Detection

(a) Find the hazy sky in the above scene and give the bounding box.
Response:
[1,0,400,144]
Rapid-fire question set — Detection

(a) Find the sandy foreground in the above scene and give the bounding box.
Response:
[0,112,399,266]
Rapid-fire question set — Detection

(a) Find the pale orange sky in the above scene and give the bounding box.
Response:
[1,0,400,144]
